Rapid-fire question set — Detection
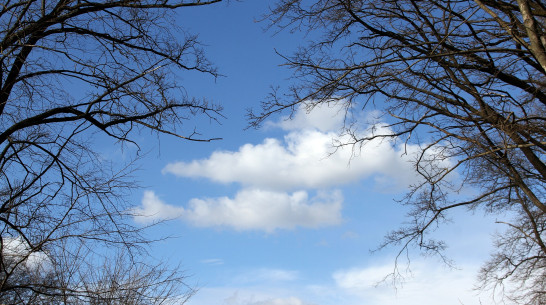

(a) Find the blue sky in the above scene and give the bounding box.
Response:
[126,2,502,305]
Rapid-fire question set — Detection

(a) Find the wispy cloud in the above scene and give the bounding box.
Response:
[333,260,484,305]
[188,259,485,305]
[201,258,225,265]
[235,268,300,283]
[188,288,320,305]
[246,297,316,305]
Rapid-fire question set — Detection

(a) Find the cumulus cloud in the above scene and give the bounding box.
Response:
[133,191,184,224]
[133,190,342,231]
[163,129,419,192]
[184,189,342,232]
[150,102,451,231]
[267,101,347,132]
[2,237,51,271]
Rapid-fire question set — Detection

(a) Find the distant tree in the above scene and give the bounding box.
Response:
[0,242,192,304]
[252,0,546,303]
[0,0,223,303]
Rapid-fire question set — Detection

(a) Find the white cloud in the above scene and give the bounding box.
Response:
[188,288,319,305]
[133,190,342,231]
[187,260,486,305]
[183,189,343,232]
[267,101,346,132]
[333,260,484,305]
[201,258,225,265]
[132,191,184,224]
[235,268,299,283]
[333,264,398,290]
[163,101,426,192]
[2,237,51,271]
[250,297,314,305]
[154,102,453,232]
[163,128,419,192]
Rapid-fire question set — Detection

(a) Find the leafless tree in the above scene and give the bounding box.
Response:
[0,243,193,304]
[0,0,224,303]
[252,0,546,303]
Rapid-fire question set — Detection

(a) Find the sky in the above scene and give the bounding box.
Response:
[125,2,504,305]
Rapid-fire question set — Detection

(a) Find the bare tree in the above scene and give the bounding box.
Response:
[0,0,224,303]
[0,242,193,304]
[53,247,194,305]
[251,0,546,303]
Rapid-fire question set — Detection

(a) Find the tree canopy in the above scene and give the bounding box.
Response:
[0,0,222,303]
[251,0,546,303]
